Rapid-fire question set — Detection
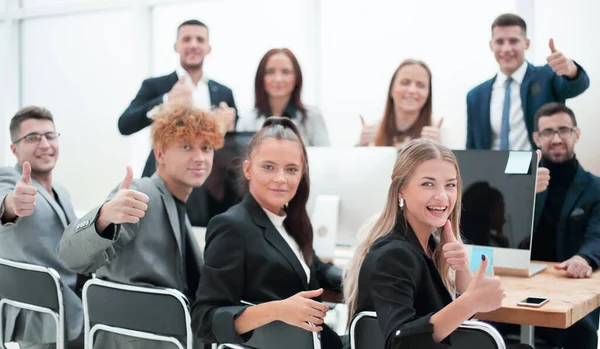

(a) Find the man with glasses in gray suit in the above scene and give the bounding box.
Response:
[0,106,84,349]
[58,105,225,348]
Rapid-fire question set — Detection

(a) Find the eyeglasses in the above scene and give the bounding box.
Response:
[13,132,61,144]
[537,127,577,140]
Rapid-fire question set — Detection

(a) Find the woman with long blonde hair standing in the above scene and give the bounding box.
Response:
[344,139,522,348]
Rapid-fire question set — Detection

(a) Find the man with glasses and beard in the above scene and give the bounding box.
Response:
[0,106,84,349]
[530,102,600,349]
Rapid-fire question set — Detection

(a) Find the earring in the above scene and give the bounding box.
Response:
[398,198,404,209]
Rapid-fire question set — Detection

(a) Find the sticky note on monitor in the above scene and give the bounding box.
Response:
[470,246,494,276]
[504,151,532,174]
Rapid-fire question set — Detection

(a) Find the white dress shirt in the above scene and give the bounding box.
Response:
[163,66,212,111]
[490,61,531,150]
[262,207,311,284]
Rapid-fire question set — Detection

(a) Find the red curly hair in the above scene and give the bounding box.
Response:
[151,105,225,150]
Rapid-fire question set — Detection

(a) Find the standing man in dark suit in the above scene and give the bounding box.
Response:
[466,13,589,151]
[0,107,84,349]
[58,106,225,348]
[118,19,237,177]
[530,102,600,349]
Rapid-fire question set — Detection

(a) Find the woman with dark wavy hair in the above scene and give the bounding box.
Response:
[237,48,330,146]
[192,116,343,348]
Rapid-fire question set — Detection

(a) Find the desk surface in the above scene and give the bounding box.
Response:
[329,248,600,329]
[475,262,600,328]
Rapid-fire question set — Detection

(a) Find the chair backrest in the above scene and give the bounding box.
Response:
[82,278,191,347]
[349,311,385,349]
[350,311,505,349]
[0,257,62,311]
[0,257,65,349]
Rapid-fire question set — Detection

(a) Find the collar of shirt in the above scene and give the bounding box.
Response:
[176,66,209,88]
[494,60,528,88]
[262,207,286,228]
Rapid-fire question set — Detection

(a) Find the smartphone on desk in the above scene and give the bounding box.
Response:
[517,297,550,308]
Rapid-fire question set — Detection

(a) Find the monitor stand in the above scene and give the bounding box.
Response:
[310,195,340,260]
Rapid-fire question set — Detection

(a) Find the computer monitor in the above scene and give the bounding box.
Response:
[306,147,398,258]
[142,131,255,227]
[453,150,545,276]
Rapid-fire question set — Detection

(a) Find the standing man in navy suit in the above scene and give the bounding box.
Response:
[118,19,237,177]
[466,13,589,151]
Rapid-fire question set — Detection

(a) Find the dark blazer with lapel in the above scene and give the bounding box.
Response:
[117,71,238,177]
[0,166,83,344]
[534,161,600,268]
[466,62,589,149]
[355,221,454,349]
[191,193,342,345]
[57,173,205,349]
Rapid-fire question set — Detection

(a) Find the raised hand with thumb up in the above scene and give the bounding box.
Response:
[420,117,444,142]
[464,255,504,313]
[358,115,378,146]
[96,166,150,232]
[166,76,193,107]
[442,220,468,271]
[535,149,550,194]
[3,161,38,220]
[546,38,578,78]
[214,101,236,132]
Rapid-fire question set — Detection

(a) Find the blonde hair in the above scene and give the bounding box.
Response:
[344,138,463,322]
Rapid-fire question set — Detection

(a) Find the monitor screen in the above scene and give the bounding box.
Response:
[453,150,537,250]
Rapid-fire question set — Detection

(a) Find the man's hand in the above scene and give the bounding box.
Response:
[554,255,592,278]
[2,161,38,221]
[95,167,150,233]
[214,101,236,132]
[166,76,193,107]
[547,38,578,79]
[536,150,550,194]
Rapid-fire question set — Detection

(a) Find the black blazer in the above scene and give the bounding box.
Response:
[355,221,454,349]
[191,193,343,345]
[117,71,238,177]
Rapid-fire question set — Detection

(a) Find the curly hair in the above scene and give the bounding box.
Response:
[151,105,225,150]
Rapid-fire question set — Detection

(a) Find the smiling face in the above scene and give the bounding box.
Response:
[155,139,214,190]
[264,52,297,100]
[399,158,458,234]
[490,25,530,76]
[174,24,211,70]
[10,119,59,174]
[533,112,580,164]
[243,138,304,214]
[390,63,430,116]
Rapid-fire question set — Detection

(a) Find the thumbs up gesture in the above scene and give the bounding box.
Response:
[213,101,236,132]
[4,161,38,219]
[442,220,468,271]
[420,118,444,142]
[96,167,150,232]
[358,115,379,146]
[166,76,193,107]
[535,149,550,194]
[464,255,505,313]
[547,38,578,79]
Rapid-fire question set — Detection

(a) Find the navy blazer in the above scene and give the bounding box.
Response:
[117,71,237,177]
[466,62,589,149]
[534,162,600,268]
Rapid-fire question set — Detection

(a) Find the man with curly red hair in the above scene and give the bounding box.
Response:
[57,106,224,348]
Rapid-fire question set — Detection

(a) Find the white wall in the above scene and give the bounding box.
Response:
[319,0,517,148]
[1,0,598,214]
[532,0,600,175]
[20,10,136,211]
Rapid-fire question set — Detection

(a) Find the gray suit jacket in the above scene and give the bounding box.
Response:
[57,173,204,349]
[0,165,83,344]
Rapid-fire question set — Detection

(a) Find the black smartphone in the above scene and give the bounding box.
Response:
[517,297,549,308]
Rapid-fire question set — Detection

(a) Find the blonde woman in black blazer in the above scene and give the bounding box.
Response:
[192,117,343,348]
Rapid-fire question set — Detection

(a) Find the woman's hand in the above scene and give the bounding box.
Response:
[276,288,329,332]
